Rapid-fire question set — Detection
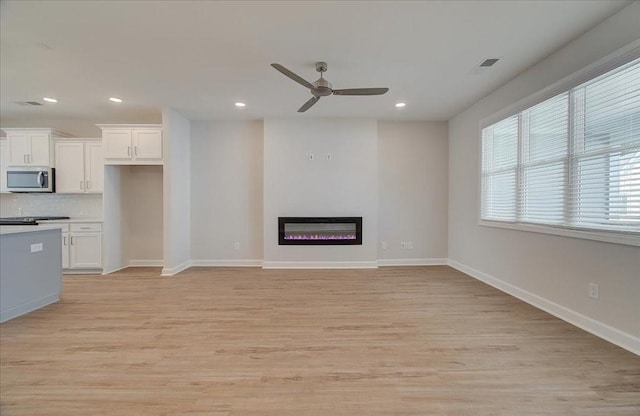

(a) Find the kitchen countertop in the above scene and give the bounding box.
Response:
[44,218,103,223]
[0,224,66,235]
[0,219,103,234]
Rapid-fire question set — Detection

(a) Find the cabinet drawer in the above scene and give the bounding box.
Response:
[70,223,102,232]
[56,224,70,232]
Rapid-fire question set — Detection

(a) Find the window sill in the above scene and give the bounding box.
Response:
[478,219,640,247]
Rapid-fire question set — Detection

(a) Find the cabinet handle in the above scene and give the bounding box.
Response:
[80,227,90,230]
[127,146,131,156]
[134,146,138,156]
[80,180,84,190]
[63,236,67,245]
[86,180,90,189]
[70,236,75,245]
[23,154,27,163]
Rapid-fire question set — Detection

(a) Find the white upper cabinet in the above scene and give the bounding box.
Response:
[54,139,103,193]
[98,125,163,165]
[85,142,104,192]
[0,139,9,193]
[2,128,71,167]
[132,129,163,160]
[102,129,132,159]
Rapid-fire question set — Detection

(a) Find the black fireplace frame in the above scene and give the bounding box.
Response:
[278,217,363,245]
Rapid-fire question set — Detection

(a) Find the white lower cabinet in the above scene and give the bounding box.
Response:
[70,232,102,268]
[58,223,102,270]
[61,232,70,269]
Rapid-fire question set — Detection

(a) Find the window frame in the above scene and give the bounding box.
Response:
[478,40,640,247]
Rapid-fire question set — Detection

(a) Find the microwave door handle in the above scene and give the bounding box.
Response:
[37,171,44,187]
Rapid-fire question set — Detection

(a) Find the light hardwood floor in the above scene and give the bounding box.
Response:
[1,266,639,415]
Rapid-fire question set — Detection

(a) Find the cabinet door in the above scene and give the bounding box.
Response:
[0,140,8,192]
[132,129,162,161]
[61,233,70,269]
[8,132,30,165]
[54,142,84,193]
[103,129,132,160]
[70,232,102,269]
[29,132,51,165]
[85,142,103,193]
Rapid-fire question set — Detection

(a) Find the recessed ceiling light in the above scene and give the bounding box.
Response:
[43,97,58,103]
[235,102,246,108]
[109,97,123,103]
[395,102,406,108]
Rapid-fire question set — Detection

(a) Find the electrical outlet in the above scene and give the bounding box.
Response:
[588,283,599,300]
[308,153,314,161]
[233,242,240,250]
[381,241,387,250]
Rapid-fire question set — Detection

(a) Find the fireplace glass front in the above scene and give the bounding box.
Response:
[278,217,362,245]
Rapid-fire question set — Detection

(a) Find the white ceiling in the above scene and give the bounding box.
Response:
[0,0,631,122]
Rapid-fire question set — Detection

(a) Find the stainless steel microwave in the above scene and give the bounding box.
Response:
[6,166,55,193]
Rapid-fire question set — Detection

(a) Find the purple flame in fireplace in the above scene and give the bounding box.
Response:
[284,234,356,240]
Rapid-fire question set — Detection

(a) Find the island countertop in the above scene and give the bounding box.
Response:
[0,224,68,236]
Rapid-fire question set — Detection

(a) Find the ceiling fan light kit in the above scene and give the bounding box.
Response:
[271,61,389,112]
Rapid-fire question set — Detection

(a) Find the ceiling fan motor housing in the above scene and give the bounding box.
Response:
[315,62,328,72]
[313,77,333,96]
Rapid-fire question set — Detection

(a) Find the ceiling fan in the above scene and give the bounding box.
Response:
[271,61,389,112]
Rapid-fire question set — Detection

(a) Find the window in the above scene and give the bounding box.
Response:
[481,55,640,244]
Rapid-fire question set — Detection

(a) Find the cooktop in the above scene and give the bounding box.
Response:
[0,216,70,226]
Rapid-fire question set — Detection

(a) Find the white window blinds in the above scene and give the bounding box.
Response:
[481,57,640,237]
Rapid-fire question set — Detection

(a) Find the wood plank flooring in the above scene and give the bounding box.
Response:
[1,266,639,415]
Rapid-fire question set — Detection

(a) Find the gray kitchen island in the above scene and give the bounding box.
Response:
[0,225,63,323]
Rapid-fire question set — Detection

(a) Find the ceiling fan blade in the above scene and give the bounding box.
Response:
[271,63,315,90]
[333,88,389,96]
[298,96,320,113]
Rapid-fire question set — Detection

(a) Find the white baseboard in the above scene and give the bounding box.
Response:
[101,265,129,275]
[191,259,263,267]
[1,294,59,323]
[447,259,640,356]
[262,261,378,269]
[129,260,164,267]
[64,269,102,275]
[378,258,448,266]
[161,260,192,277]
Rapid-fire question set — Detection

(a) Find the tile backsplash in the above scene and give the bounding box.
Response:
[0,193,103,218]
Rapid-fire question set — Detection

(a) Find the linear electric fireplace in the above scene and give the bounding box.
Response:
[279,217,362,245]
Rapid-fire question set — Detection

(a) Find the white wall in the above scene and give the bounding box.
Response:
[377,121,448,264]
[448,3,640,352]
[102,165,126,274]
[190,121,263,265]
[263,118,378,267]
[123,166,163,265]
[162,108,191,275]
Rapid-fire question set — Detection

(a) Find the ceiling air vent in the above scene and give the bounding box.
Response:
[14,101,43,106]
[479,58,499,67]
